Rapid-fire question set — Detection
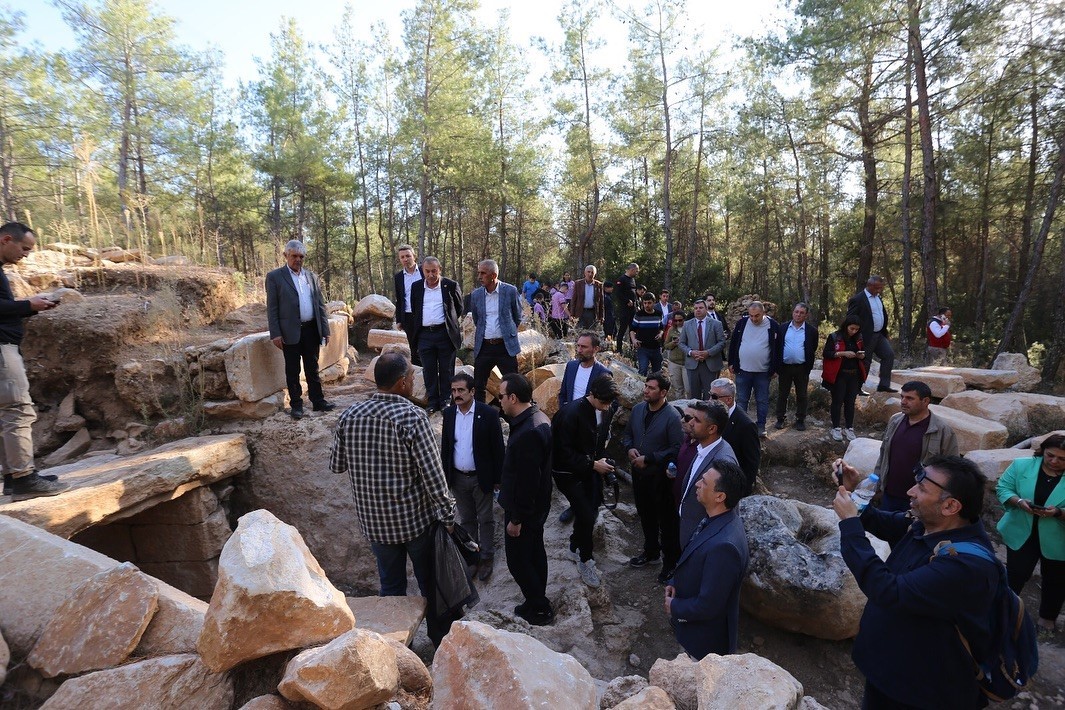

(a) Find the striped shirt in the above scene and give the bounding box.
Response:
[330,392,456,544]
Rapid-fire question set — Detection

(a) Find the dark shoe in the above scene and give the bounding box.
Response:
[858,389,871,397]
[629,553,660,568]
[774,419,785,430]
[10,472,68,501]
[527,607,555,626]
[757,427,767,438]
[657,567,675,585]
[290,408,305,420]
[312,401,336,412]
[514,602,530,617]
[477,558,494,581]
[795,421,807,431]
[877,386,899,393]
[559,506,575,524]
[4,472,59,496]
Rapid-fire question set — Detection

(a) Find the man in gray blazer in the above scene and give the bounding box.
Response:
[676,401,737,550]
[623,373,683,579]
[678,299,726,400]
[469,259,523,402]
[266,240,335,419]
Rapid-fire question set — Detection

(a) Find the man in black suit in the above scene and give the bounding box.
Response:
[710,378,760,495]
[410,256,463,412]
[441,372,505,581]
[266,239,335,420]
[614,262,639,352]
[774,302,820,431]
[393,243,423,365]
[846,275,896,392]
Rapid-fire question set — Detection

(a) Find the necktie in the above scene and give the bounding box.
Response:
[697,320,704,350]
[687,517,709,547]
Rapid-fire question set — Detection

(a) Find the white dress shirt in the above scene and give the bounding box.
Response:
[421,282,445,326]
[453,405,476,472]
[572,363,594,401]
[865,289,885,332]
[484,288,502,339]
[402,268,422,314]
[679,438,724,513]
[288,267,313,322]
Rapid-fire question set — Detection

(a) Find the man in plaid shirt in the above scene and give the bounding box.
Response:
[330,352,456,641]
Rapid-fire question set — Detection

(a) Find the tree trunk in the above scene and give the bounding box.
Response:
[657,28,674,292]
[899,40,915,358]
[856,55,877,291]
[909,0,941,319]
[1040,227,1065,383]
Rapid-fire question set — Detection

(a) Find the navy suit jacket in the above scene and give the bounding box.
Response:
[470,281,522,357]
[677,439,738,547]
[670,507,749,660]
[440,401,505,495]
[410,277,463,350]
[558,359,610,407]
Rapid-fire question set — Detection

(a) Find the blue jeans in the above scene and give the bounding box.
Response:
[637,347,663,376]
[370,527,433,597]
[735,369,770,429]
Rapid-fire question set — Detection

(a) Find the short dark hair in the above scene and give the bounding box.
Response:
[1036,434,1065,457]
[576,331,600,347]
[689,400,728,432]
[901,380,932,401]
[937,307,951,316]
[709,459,747,509]
[450,372,475,391]
[646,372,670,392]
[641,294,656,303]
[0,222,33,241]
[660,289,670,296]
[374,352,410,389]
[924,454,987,522]
[793,302,809,313]
[603,281,614,289]
[704,292,716,300]
[529,272,537,279]
[588,374,620,403]
[501,372,532,403]
[693,298,706,307]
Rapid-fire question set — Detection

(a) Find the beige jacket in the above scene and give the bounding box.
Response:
[873,411,959,494]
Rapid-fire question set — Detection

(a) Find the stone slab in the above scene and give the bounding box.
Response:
[224,333,287,402]
[202,393,285,421]
[1,434,250,539]
[42,427,91,467]
[131,507,232,563]
[317,314,349,370]
[123,486,219,526]
[353,294,395,321]
[912,366,1020,391]
[889,370,967,399]
[346,595,427,646]
[367,328,409,351]
[929,404,1009,454]
[964,448,1033,484]
[939,390,1030,441]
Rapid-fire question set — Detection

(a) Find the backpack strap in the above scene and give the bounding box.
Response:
[933,540,998,566]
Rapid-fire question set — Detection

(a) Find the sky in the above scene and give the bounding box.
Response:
[13,0,786,89]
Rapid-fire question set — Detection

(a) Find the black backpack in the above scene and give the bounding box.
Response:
[934,541,1039,702]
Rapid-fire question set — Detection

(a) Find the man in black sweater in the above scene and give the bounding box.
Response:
[497,373,555,625]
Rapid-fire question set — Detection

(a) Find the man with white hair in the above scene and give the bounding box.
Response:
[469,259,522,402]
[266,239,334,419]
[570,265,604,330]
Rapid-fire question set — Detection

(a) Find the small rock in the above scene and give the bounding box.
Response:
[278,628,399,709]
[649,654,697,710]
[695,653,804,709]
[628,654,641,667]
[614,686,676,710]
[601,675,650,709]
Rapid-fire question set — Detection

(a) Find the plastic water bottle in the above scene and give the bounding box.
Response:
[666,462,678,479]
[851,474,880,513]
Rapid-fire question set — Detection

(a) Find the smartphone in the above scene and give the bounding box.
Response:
[1030,503,1047,511]
[833,461,844,485]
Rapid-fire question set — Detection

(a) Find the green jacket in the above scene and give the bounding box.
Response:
[996,456,1065,560]
[873,411,959,495]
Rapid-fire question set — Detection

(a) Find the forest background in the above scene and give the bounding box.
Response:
[1,0,1063,379]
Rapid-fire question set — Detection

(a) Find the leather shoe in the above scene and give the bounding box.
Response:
[795,421,807,431]
[559,506,575,523]
[876,386,899,393]
[290,408,305,420]
[477,558,494,581]
[657,567,675,585]
[313,401,336,412]
[629,553,659,568]
[774,419,785,430]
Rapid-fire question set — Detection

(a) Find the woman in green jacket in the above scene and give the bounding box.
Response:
[996,433,1065,634]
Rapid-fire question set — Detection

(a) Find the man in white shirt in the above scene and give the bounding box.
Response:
[846,275,896,393]
[676,401,738,550]
[469,259,522,401]
[393,244,423,365]
[774,303,819,431]
[569,265,604,329]
[410,257,463,412]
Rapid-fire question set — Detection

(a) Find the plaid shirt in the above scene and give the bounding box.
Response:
[330,393,455,544]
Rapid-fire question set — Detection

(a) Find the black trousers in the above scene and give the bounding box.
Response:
[554,471,601,562]
[776,363,811,422]
[283,320,325,410]
[504,514,550,613]
[617,307,636,352]
[1007,528,1065,622]
[401,312,420,365]
[417,327,456,409]
[633,471,681,571]
[473,341,518,402]
[830,369,861,428]
[549,318,569,338]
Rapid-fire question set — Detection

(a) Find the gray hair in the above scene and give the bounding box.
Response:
[284,240,306,256]
[710,378,736,397]
[584,265,597,275]
[422,256,441,268]
[478,259,499,275]
[748,301,765,313]
[867,274,884,285]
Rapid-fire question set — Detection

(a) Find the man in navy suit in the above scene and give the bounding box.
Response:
[469,259,522,402]
[774,302,820,431]
[410,256,463,412]
[846,275,896,392]
[441,372,505,581]
[676,401,738,548]
[665,458,749,660]
[393,244,423,365]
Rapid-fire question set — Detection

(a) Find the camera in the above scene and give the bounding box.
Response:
[604,458,618,486]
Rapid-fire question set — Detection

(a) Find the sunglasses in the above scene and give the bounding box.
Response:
[913,463,951,496]
[708,393,722,400]
[681,414,701,423]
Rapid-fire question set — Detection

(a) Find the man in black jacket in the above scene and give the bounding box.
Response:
[552,374,620,588]
[410,256,463,412]
[393,243,422,365]
[774,302,819,431]
[497,373,554,625]
[710,377,761,495]
[846,275,896,392]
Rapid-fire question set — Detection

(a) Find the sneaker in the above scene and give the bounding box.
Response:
[757,426,767,438]
[629,553,660,568]
[845,428,857,441]
[774,419,785,430]
[577,559,601,588]
[10,472,69,501]
[830,427,843,442]
[559,507,575,524]
[290,407,305,420]
[312,401,336,412]
[795,421,807,432]
[566,548,580,563]
[3,472,58,496]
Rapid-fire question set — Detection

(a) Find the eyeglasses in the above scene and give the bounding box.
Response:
[913,463,951,496]
[708,393,721,400]
[681,414,703,424]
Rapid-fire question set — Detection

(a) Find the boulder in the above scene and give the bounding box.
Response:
[533,377,562,418]
[695,653,804,709]
[600,675,650,709]
[912,365,1020,391]
[48,286,85,304]
[843,437,882,477]
[889,370,966,399]
[39,653,233,710]
[278,628,399,710]
[1023,430,1065,450]
[353,294,395,321]
[225,333,287,402]
[1009,393,1065,436]
[0,625,8,686]
[607,360,646,409]
[203,393,286,421]
[42,427,91,467]
[965,448,1033,483]
[614,686,676,710]
[648,654,697,710]
[27,562,159,678]
[409,365,429,406]
[239,696,294,710]
[460,313,475,350]
[197,509,356,672]
[992,352,1040,392]
[346,596,427,646]
[431,620,597,709]
[854,392,901,426]
[928,404,1008,454]
[939,390,1030,441]
[367,328,409,351]
[516,329,550,372]
[114,356,183,416]
[530,363,567,388]
[738,496,889,640]
[385,636,433,695]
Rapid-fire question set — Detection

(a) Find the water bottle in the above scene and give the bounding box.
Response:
[851,474,880,513]
[666,462,678,479]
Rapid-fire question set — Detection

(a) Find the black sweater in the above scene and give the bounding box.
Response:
[0,268,34,345]
[498,405,553,525]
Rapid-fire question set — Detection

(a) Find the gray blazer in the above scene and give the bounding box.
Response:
[265,265,329,345]
[470,281,522,357]
[622,401,683,477]
[678,317,726,371]
[678,438,738,547]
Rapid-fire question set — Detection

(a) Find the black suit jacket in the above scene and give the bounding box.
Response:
[847,289,888,340]
[441,400,505,495]
[723,407,761,493]
[773,321,820,373]
[410,277,463,350]
[265,266,329,345]
[393,267,423,320]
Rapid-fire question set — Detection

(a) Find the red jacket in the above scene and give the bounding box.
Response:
[821,332,867,385]
[927,318,951,349]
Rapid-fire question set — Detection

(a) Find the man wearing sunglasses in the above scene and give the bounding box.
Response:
[833,455,997,709]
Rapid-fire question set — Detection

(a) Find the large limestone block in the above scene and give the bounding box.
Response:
[203,393,285,421]
[965,448,1033,483]
[28,562,159,678]
[516,329,550,372]
[353,294,395,321]
[2,434,250,538]
[367,328,408,351]
[346,596,427,646]
[410,365,429,406]
[39,653,233,710]
[131,507,232,562]
[530,362,567,388]
[608,360,647,409]
[42,427,91,467]
[913,365,1020,391]
[738,496,889,640]
[928,404,1008,454]
[1011,393,1065,436]
[533,377,562,418]
[278,628,399,710]
[695,653,804,709]
[854,392,901,426]
[197,509,356,672]
[124,486,219,525]
[940,390,1030,441]
[889,369,966,399]
[318,314,349,370]
[0,625,8,686]
[225,332,287,401]
[843,437,882,477]
[993,352,1040,392]
[649,654,697,710]
[139,558,219,598]
[431,620,597,709]
[461,313,475,350]
[614,686,676,709]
